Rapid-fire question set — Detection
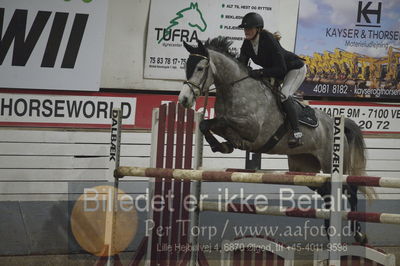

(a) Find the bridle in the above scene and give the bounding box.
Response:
[182,52,251,117]
[183,53,211,98]
[183,53,250,97]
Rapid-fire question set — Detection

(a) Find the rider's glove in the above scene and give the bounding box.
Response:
[249,69,264,79]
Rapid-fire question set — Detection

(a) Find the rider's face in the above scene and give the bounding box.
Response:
[244,28,258,40]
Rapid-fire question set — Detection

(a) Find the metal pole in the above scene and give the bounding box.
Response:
[245,151,262,170]
[106,109,122,266]
[329,116,344,266]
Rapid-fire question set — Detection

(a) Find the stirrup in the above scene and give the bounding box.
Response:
[293,132,303,139]
[288,131,303,148]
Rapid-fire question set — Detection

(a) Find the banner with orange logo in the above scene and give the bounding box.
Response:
[295,0,400,99]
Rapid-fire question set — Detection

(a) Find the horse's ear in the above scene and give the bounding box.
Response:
[183,41,195,53]
[196,39,206,55]
[196,39,204,48]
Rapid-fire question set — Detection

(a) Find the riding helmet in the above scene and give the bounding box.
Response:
[238,12,264,28]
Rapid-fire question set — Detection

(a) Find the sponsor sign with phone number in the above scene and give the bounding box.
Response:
[1,89,399,134]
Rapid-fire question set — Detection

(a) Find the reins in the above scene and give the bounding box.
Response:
[184,53,282,117]
[183,54,210,98]
[229,75,250,86]
[183,53,213,117]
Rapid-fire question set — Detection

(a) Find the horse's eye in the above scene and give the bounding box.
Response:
[197,67,204,71]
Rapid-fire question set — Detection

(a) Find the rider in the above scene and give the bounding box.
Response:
[237,12,307,148]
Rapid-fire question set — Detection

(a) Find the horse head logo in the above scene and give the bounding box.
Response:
[158,2,207,43]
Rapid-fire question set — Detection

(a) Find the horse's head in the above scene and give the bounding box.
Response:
[179,39,215,108]
[159,3,207,44]
[186,3,207,32]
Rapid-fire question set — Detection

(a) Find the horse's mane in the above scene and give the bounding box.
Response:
[204,37,237,58]
[204,37,248,70]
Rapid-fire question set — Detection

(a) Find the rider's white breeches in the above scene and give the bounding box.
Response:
[281,64,307,102]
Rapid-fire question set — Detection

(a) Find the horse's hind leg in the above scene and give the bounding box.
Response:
[288,154,334,240]
[319,144,367,243]
[290,154,368,244]
[287,154,321,173]
[344,185,368,244]
[314,157,365,242]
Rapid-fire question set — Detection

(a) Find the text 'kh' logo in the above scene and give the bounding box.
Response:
[356,1,382,28]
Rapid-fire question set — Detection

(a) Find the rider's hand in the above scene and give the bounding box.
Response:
[249,69,264,79]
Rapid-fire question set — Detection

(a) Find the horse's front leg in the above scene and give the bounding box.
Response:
[222,116,260,151]
[222,128,255,151]
[199,118,234,154]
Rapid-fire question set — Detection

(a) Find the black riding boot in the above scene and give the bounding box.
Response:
[282,97,303,148]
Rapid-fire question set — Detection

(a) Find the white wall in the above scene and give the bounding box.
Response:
[0,128,400,251]
[1,129,399,201]
[100,0,299,90]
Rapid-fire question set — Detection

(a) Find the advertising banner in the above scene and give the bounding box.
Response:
[0,0,108,91]
[295,0,400,99]
[1,89,398,134]
[311,101,400,134]
[0,90,136,128]
[144,0,281,80]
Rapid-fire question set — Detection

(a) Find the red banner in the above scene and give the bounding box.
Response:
[0,89,398,134]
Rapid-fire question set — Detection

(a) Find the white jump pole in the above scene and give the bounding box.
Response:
[145,108,160,266]
[329,115,344,266]
[104,109,122,266]
[189,112,204,266]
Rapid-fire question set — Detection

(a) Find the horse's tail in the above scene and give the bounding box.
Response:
[344,118,377,201]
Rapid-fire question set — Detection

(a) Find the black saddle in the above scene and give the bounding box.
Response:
[293,100,319,128]
[260,79,319,128]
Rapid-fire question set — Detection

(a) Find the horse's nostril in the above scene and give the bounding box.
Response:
[181,97,187,107]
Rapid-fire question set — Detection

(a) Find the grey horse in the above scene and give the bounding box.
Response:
[178,37,376,243]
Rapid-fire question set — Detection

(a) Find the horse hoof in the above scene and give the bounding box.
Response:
[354,232,368,244]
[210,145,222,153]
[221,142,234,154]
[210,142,234,153]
